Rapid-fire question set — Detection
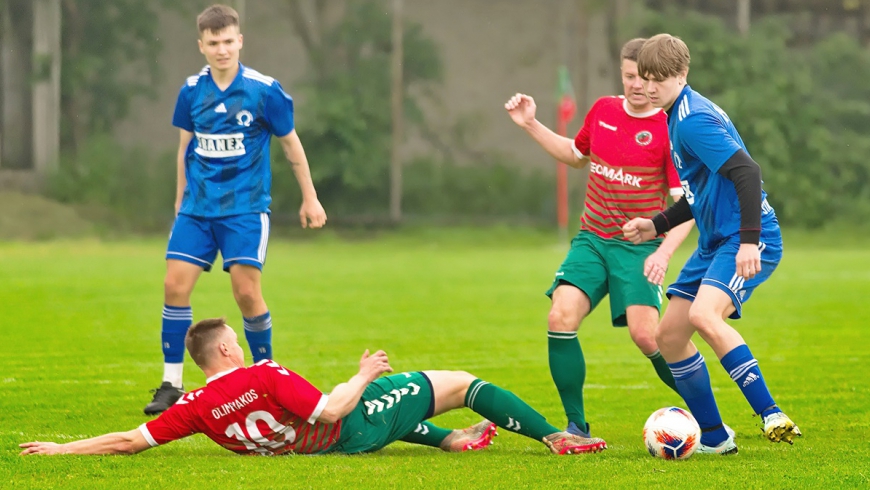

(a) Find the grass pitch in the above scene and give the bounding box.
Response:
[1,228,868,489]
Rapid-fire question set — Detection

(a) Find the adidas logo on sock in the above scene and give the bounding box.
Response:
[742,372,759,387]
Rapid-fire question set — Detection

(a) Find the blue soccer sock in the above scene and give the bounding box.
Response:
[669,351,729,447]
[162,305,193,387]
[720,344,781,419]
[244,312,273,362]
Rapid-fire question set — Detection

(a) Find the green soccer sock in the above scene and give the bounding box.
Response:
[464,379,561,442]
[647,349,679,394]
[548,330,587,429]
[399,421,453,448]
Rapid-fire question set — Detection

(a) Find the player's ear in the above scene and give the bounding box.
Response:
[238,33,243,49]
[198,38,205,54]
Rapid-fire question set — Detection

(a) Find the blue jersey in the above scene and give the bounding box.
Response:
[667,85,777,251]
[172,63,295,218]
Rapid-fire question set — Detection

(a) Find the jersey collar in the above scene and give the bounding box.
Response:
[666,85,692,121]
[206,367,240,384]
[622,98,660,118]
[208,62,244,93]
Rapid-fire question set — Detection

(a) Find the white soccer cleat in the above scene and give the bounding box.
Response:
[696,434,738,455]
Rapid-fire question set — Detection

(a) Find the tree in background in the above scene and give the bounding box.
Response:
[634,7,870,228]
[278,0,442,217]
[60,0,181,152]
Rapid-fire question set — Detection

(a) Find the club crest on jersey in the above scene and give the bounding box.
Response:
[236,110,253,127]
[635,130,653,146]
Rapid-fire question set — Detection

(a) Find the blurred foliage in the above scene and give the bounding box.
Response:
[42,4,870,231]
[47,134,176,232]
[285,0,442,214]
[635,9,870,227]
[59,0,183,152]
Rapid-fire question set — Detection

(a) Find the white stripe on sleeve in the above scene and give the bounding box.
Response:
[308,395,329,424]
[139,423,159,447]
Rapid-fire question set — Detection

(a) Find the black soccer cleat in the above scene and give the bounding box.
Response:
[143,382,184,415]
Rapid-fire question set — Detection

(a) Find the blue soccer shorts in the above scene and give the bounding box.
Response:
[166,212,270,272]
[666,230,782,319]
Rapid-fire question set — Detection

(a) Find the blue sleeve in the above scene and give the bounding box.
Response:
[264,81,295,137]
[172,85,194,132]
[678,112,741,173]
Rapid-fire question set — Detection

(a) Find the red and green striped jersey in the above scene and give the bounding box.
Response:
[572,96,682,239]
[140,360,340,455]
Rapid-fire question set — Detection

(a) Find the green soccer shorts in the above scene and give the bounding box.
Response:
[545,230,663,326]
[327,372,435,454]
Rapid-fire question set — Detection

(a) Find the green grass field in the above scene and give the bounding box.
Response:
[1,228,868,489]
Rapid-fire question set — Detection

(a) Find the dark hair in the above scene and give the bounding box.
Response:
[197,4,240,35]
[185,317,228,367]
[620,38,647,62]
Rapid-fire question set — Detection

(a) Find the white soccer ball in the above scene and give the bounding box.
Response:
[643,406,701,460]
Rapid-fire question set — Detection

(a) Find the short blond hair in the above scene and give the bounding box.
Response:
[637,34,691,80]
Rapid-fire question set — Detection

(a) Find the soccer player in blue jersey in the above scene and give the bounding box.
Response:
[144,4,327,414]
[622,34,801,454]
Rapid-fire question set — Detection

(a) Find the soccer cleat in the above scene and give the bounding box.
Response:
[762,412,802,444]
[566,421,591,438]
[440,420,498,452]
[724,423,736,439]
[543,432,607,455]
[696,435,739,455]
[143,382,184,415]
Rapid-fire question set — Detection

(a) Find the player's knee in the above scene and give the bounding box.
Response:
[164,275,192,302]
[687,304,717,335]
[547,305,580,332]
[232,284,260,309]
[630,326,658,354]
[654,323,677,348]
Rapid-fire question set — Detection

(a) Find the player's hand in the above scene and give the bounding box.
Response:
[505,93,537,128]
[644,250,671,286]
[359,349,392,382]
[300,198,327,229]
[623,218,657,244]
[19,441,64,456]
[735,243,761,280]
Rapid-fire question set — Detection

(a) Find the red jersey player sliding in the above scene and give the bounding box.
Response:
[21,318,606,457]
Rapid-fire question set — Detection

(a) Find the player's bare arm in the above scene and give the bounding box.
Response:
[175,129,194,215]
[20,428,150,456]
[505,93,588,168]
[278,129,327,229]
[643,195,695,286]
[317,349,393,424]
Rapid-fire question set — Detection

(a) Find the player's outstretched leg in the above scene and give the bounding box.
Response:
[719,344,801,444]
[424,371,606,455]
[400,420,497,452]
